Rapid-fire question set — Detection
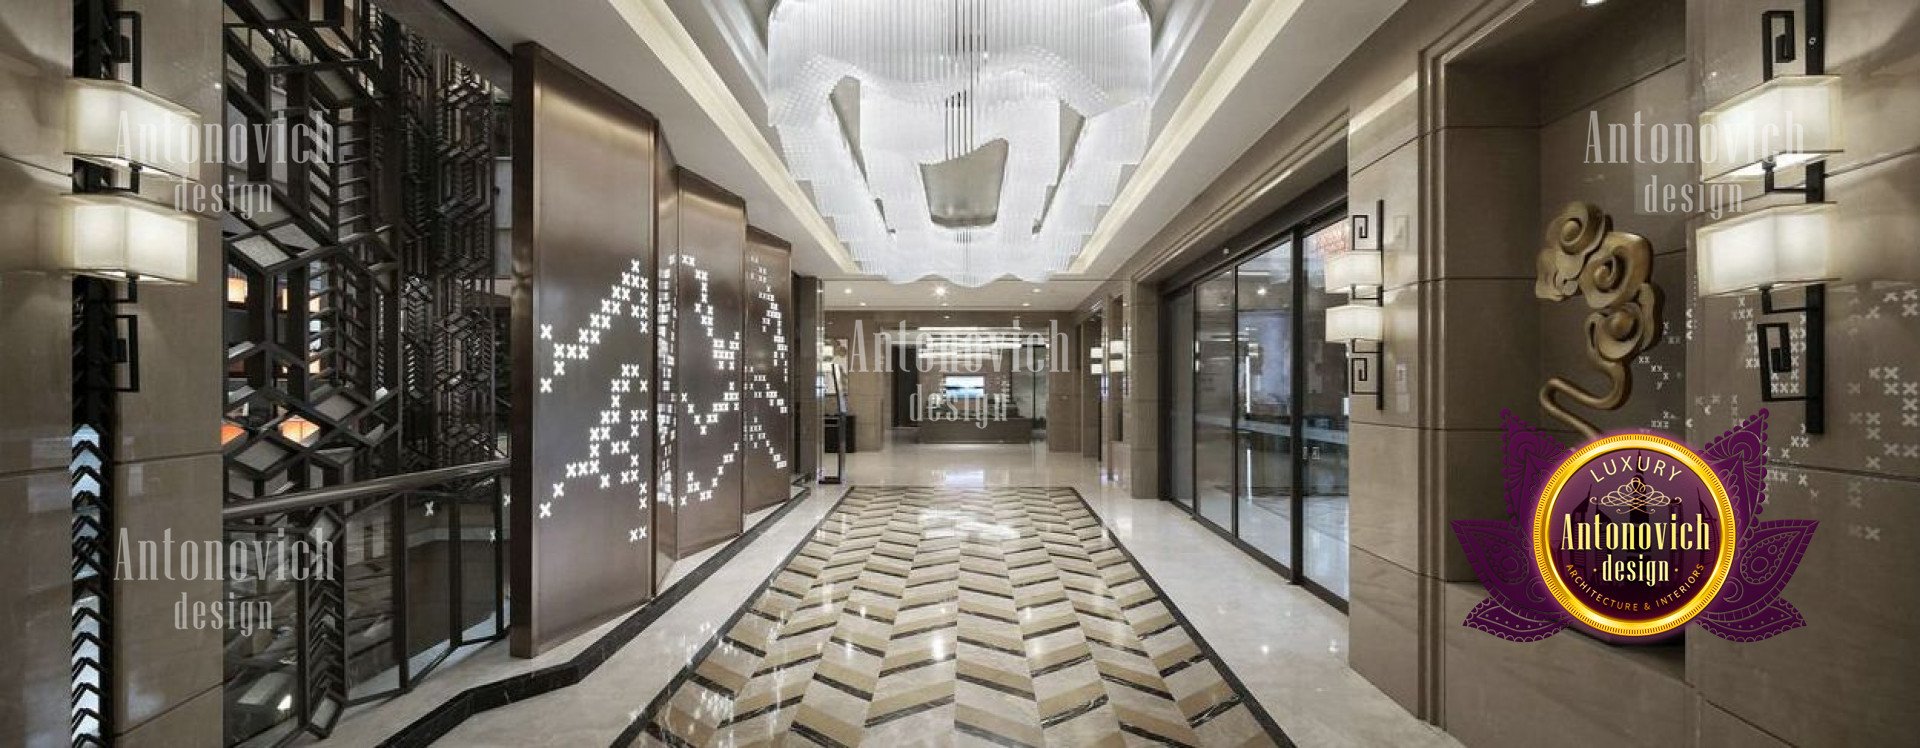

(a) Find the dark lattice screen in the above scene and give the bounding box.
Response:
[218,1,504,743]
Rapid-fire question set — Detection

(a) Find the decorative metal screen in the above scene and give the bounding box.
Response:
[219,1,504,743]
[743,230,793,512]
[662,171,748,555]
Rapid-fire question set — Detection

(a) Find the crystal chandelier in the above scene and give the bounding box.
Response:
[768,0,1152,287]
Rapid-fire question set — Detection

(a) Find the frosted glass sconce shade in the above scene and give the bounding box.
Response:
[1323,250,1383,291]
[51,193,200,284]
[1699,75,1843,184]
[1326,303,1384,344]
[66,77,202,181]
[1696,203,1835,297]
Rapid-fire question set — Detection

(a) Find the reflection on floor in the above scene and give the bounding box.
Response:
[631,486,1282,747]
[1237,494,1351,599]
[389,438,1454,747]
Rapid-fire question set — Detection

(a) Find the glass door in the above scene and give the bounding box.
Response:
[1235,243,1295,564]
[1301,221,1353,599]
[1163,203,1351,606]
[1193,273,1237,530]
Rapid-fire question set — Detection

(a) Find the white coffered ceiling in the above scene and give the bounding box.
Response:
[446,0,1405,310]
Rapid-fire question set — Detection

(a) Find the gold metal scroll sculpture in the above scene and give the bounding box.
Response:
[1534,203,1663,440]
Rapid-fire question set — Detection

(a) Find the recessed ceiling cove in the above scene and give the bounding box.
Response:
[767,0,1152,287]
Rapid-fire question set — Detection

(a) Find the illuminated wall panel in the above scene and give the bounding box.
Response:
[509,45,657,656]
[652,140,680,585]
[662,168,748,556]
[744,228,794,512]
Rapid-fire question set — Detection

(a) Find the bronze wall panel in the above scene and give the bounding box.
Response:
[744,229,794,512]
[509,44,657,656]
[791,276,823,479]
[666,169,747,555]
[653,140,680,583]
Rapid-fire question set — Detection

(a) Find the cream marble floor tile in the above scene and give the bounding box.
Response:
[320,435,1455,748]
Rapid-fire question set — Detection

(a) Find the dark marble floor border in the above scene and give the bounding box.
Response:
[1063,487,1294,746]
[615,485,1294,747]
[613,486,861,746]
[373,488,815,748]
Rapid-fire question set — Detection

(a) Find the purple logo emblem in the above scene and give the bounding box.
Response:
[1453,410,1817,643]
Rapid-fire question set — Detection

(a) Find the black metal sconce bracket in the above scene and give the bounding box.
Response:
[1749,0,1828,436]
[1756,285,1825,434]
[1347,338,1386,411]
[1343,198,1387,411]
[73,0,147,394]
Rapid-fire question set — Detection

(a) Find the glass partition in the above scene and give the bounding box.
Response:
[1302,221,1353,598]
[1163,201,1350,606]
[1236,244,1295,563]
[1194,273,1237,529]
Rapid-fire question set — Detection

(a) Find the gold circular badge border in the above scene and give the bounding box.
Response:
[1531,434,1738,638]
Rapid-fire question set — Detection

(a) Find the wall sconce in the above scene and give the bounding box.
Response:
[1699,75,1842,183]
[66,77,202,182]
[50,9,202,286]
[1326,249,1383,290]
[1325,199,1387,409]
[1693,0,1837,434]
[1698,203,1834,296]
[50,193,199,284]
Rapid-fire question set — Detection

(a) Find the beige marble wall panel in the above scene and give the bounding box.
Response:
[1441,584,1689,747]
[1685,465,1920,745]
[1347,547,1429,717]
[0,470,77,748]
[109,455,224,732]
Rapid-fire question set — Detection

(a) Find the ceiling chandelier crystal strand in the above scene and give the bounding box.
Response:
[768,0,1152,286]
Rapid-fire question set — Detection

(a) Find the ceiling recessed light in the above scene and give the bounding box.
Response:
[859,301,867,306]
[934,285,949,297]
[842,287,852,294]
[1022,302,1031,307]
[1031,288,1042,294]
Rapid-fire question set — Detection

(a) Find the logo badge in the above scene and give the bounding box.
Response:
[1455,410,1818,644]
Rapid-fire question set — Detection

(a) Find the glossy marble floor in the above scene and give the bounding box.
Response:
[632,486,1280,747]
[318,436,1455,747]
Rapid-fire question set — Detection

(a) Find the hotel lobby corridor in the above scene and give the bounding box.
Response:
[313,438,1451,747]
[4,0,1915,745]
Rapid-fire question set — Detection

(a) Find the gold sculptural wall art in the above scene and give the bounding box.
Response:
[1534,202,1664,440]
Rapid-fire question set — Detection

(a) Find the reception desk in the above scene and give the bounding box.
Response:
[918,417,1035,444]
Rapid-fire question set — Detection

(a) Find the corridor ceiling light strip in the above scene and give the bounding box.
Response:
[1067,0,1305,274]
[767,0,1153,287]
[607,0,860,274]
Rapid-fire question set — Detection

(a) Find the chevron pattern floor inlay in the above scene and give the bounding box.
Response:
[627,486,1287,747]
